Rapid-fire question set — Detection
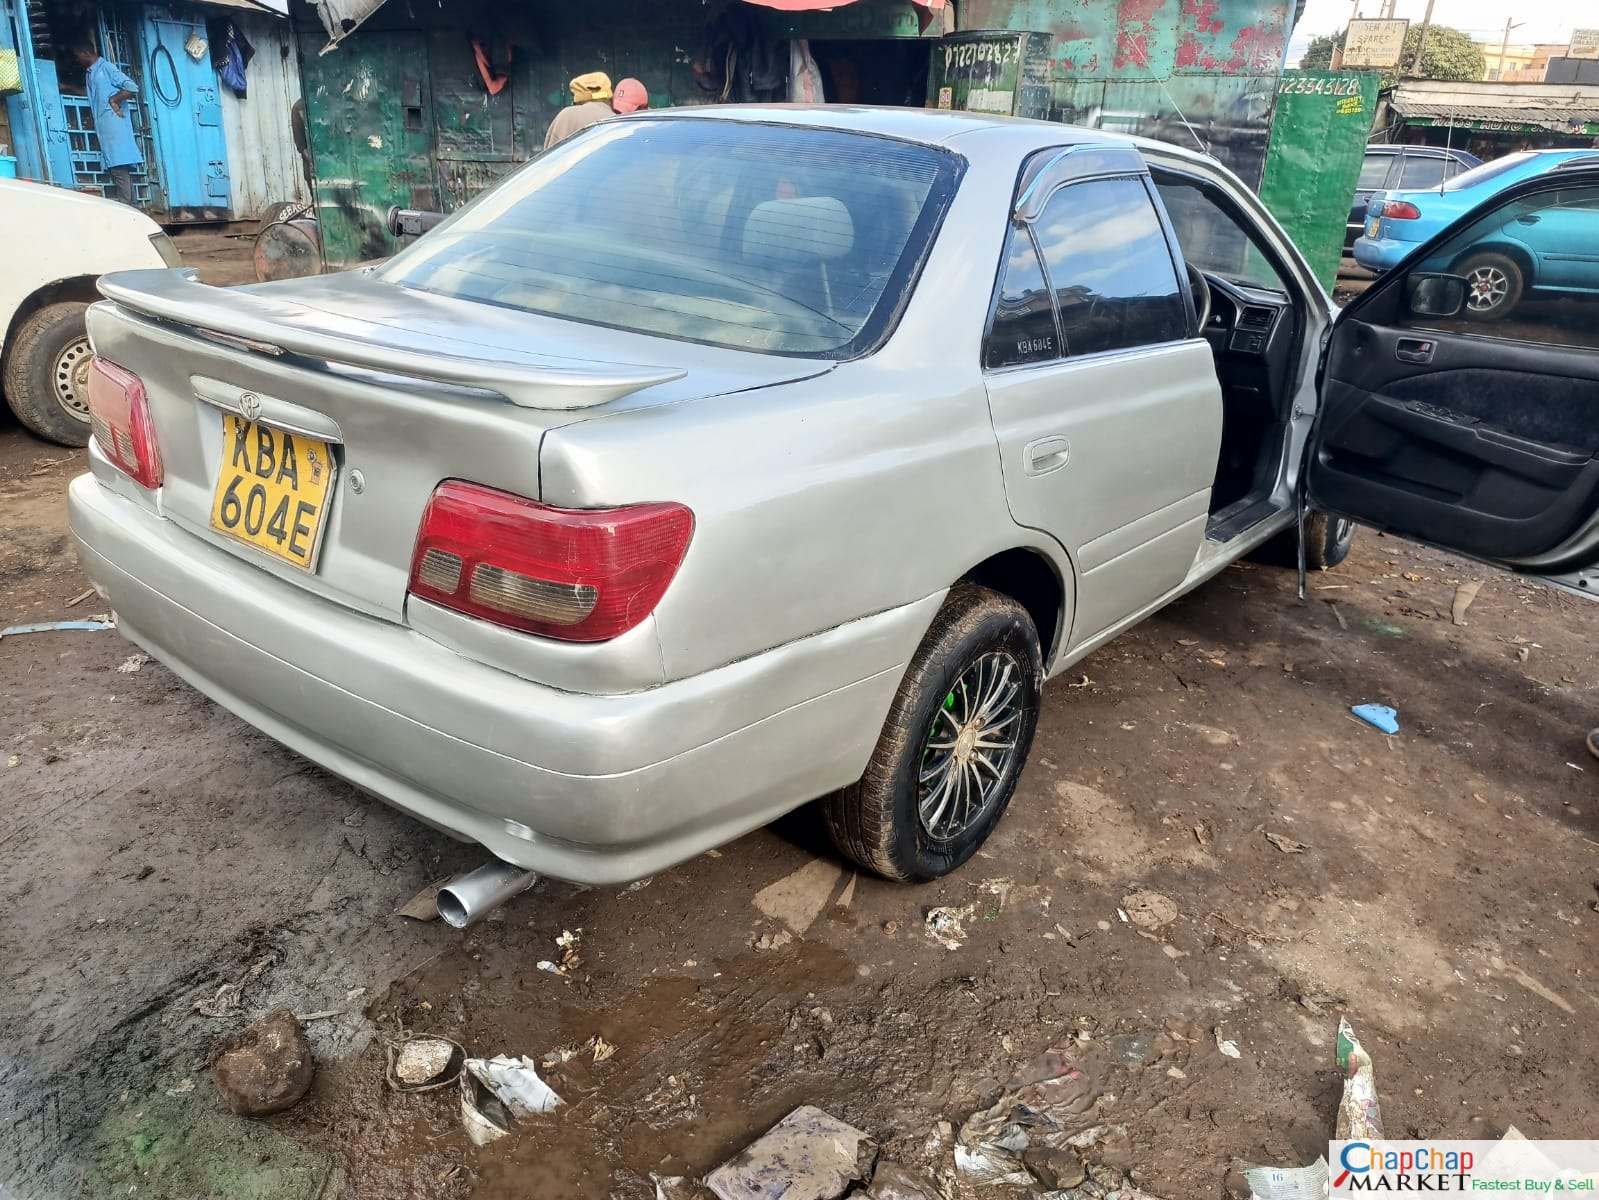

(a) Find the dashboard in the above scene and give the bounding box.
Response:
[1196,273,1297,415]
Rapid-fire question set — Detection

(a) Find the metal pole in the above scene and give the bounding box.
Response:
[1407,0,1437,77]
[1495,17,1525,81]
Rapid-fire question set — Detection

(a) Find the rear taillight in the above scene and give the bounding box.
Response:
[1382,200,1422,220]
[408,481,694,642]
[86,357,163,489]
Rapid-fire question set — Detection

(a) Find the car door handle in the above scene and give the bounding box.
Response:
[1024,436,1071,476]
[1516,214,1541,225]
[1395,337,1435,364]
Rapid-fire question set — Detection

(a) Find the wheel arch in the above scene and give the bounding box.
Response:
[959,545,1071,665]
[2,276,100,374]
[1451,239,1535,283]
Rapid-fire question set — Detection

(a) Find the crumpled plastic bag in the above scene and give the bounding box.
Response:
[458,1054,563,1145]
[954,1049,1100,1186]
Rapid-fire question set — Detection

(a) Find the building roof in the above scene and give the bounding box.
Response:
[1390,80,1599,136]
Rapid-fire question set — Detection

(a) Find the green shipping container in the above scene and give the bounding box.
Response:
[1257,70,1382,292]
[927,30,1053,119]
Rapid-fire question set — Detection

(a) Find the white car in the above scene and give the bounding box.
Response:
[1,179,181,445]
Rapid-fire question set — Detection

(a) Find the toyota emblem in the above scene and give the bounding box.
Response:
[240,392,263,421]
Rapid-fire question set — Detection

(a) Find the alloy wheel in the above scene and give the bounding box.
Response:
[52,336,94,423]
[1466,266,1509,312]
[917,650,1026,840]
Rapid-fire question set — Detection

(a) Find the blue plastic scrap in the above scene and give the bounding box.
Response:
[1351,703,1399,735]
[0,618,114,639]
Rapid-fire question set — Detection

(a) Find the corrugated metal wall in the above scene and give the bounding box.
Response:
[220,12,309,219]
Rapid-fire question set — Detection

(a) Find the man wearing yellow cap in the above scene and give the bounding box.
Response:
[544,72,616,149]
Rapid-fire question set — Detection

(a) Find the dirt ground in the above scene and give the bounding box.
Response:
[3,420,1597,1200]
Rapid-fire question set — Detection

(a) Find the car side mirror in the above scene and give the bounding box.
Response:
[1405,273,1467,318]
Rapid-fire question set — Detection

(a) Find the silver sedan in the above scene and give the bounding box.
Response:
[69,107,1599,890]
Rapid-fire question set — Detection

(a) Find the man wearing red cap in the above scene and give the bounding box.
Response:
[612,78,649,115]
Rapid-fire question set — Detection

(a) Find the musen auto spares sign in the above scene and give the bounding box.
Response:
[1331,1140,1599,1194]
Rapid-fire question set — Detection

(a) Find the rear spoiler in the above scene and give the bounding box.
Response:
[96,269,687,412]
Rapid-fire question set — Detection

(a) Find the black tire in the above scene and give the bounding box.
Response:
[824,584,1043,882]
[1456,251,1524,321]
[1255,511,1357,571]
[2,301,93,447]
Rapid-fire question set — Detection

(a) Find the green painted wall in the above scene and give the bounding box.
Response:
[1257,70,1381,290]
[297,0,1298,267]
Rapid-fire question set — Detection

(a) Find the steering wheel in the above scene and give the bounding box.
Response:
[1186,263,1212,333]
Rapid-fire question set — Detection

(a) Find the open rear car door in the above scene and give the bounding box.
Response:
[1307,165,1599,601]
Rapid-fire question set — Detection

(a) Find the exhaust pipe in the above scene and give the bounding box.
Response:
[437,860,539,929]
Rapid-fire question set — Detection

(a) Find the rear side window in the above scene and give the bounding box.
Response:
[984,224,1059,368]
[1033,177,1188,358]
[1399,155,1447,189]
[1357,155,1391,190]
[378,119,962,358]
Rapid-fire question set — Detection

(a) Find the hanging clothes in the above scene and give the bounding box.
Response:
[787,40,824,104]
[206,18,255,99]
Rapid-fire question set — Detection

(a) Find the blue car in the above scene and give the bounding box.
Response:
[1353,149,1599,288]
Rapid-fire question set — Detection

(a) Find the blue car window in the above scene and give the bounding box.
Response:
[1442,152,1534,193]
[1404,182,1599,351]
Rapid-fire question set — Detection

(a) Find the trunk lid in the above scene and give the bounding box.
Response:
[89,268,824,621]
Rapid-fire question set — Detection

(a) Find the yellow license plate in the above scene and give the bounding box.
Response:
[209,415,336,570]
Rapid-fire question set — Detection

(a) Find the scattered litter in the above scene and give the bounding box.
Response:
[1244,1159,1329,1200]
[164,1077,195,1098]
[1451,579,1483,625]
[1213,1028,1241,1058]
[395,878,448,921]
[706,1104,874,1200]
[923,903,976,951]
[1121,890,1178,930]
[954,1049,1098,1185]
[857,1162,939,1200]
[1116,908,1129,924]
[387,1035,464,1092]
[1069,674,1093,688]
[590,1035,617,1064]
[651,1175,704,1200]
[0,617,113,639]
[115,653,150,674]
[537,929,583,976]
[1335,1018,1383,1138]
[1021,1145,1087,1191]
[459,1055,563,1145]
[752,929,794,952]
[754,859,844,935]
[1297,991,1343,1016]
[213,1009,314,1117]
[65,588,95,607]
[978,877,1014,909]
[625,876,655,892]
[1165,1066,1186,1080]
[1350,703,1399,734]
[1328,602,1348,630]
[193,954,273,1018]
[1264,831,1308,855]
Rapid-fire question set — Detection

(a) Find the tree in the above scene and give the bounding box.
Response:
[1298,24,1486,85]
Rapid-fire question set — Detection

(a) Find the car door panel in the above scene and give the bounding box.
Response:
[1309,169,1599,578]
[988,343,1221,644]
[981,152,1221,653]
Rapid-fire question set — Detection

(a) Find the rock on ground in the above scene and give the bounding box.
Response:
[213,1009,315,1117]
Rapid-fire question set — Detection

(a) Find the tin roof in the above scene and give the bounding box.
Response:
[1390,80,1599,135]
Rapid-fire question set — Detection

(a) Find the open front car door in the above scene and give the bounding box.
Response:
[1307,165,1599,601]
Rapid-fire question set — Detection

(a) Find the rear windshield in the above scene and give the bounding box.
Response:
[1441,151,1532,192]
[379,118,962,358]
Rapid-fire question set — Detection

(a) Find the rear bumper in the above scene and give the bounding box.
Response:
[68,473,931,884]
[1351,234,1413,273]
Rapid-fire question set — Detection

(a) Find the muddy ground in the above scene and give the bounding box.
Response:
[3,420,1597,1200]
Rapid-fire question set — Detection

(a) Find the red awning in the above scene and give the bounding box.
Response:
[743,0,944,10]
